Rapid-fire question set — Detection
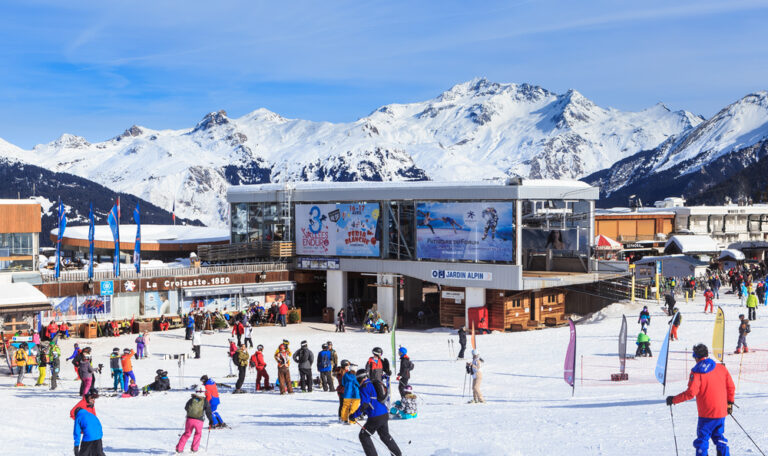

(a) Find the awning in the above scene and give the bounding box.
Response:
[0,283,51,312]
[664,235,720,255]
[242,281,296,294]
[718,249,745,261]
[594,234,622,250]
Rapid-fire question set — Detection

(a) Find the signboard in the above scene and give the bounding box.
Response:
[296,203,380,257]
[416,202,514,261]
[431,269,492,281]
[41,295,112,321]
[297,257,341,270]
[442,291,465,302]
[142,275,233,291]
[100,281,114,296]
[656,261,662,275]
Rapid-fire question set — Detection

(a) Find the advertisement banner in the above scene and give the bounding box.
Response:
[295,203,380,257]
[416,202,514,261]
[183,296,236,313]
[41,295,112,321]
[144,291,172,317]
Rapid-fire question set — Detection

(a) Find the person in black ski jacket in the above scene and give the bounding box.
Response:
[457,326,467,359]
[147,369,171,391]
[293,341,314,392]
[396,347,414,398]
[665,293,676,316]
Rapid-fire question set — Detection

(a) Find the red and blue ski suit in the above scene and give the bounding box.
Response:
[672,357,735,456]
[204,378,224,427]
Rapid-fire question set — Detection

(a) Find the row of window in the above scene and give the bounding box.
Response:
[0,232,34,256]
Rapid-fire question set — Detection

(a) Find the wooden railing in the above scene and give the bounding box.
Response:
[198,241,295,262]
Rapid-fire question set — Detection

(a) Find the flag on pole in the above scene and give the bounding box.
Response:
[54,199,67,279]
[471,322,476,350]
[713,307,725,363]
[107,204,120,277]
[116,196,121,219]
[172,199,176,225]
[619,314,628,374]
[87,203,94,279]
[564,319,576,395]
[655,311,678,394]
[133,203,141,274]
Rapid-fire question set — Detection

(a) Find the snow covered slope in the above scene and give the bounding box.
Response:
[584,91,768,206]
[0,79,701,227]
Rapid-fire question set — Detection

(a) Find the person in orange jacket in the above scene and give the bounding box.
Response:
[46,321,59,341]
[667,344,735,456]
[704,287,715,313]
[121,348,136,391]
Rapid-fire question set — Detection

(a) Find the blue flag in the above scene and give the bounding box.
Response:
[655,311,678,393]
[88,203,95,279]
[107,204,120,277]
[54,199,67,279]
[133,203,141,274]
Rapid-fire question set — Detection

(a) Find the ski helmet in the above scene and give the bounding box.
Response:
[85,388,99,399]
[398,347,407,356]
[195,386,205,394]
[326,341,333,346]
[112,347,119,352]
[301,340,308,347]
[692,344,708,359]
[123,348,131,353]
[340,359,350,368]
[372,347,383,356]
[356,369,368,380]
[257,344,264,351]
[200,375,209,384]
[156,369,164,375]
[282,339,289,345]
[322,343,328,350]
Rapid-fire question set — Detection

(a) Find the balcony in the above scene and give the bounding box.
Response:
[198,241,295,263]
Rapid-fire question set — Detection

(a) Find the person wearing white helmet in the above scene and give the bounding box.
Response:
[467,349,484,403]
[176,386,213,454]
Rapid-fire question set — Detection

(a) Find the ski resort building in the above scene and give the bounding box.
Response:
[223,179,623,331]
[0,199,41,275]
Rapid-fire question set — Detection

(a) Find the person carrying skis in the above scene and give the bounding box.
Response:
[350,369,403,456]
[457,326,467,359]
[231,320,245,346]
[175,385,213,454]
[746,289,758,321]
[467,350,484,403]
[669,309,681,341]
[635,329,652,357]
[250,344,270,391]
[135,333,146,359]
[704,287,715,313]
[36,344,49,386]
[200,375,225,428]
[14,342,28,387]
[293,340,314,392]
[192,330,202,359]
[109,348,123,392]
[667,344,735,456]
[336,308,346,332]
[73,389,105,456]
[317,343,334,391]
[121,348,136,390]
[233,343,249,393]
[735,314,751,354]
[396,347,414,398]
[274,340,293,394]
[49,342,61,390]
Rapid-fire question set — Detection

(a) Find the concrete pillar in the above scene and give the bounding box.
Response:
[326,270,348,317]
[465,287,486,324]
[377,273,398,326]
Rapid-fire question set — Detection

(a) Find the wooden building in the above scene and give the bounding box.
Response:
[0,199,41,272]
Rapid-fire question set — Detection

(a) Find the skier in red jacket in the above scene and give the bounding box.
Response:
[667,344,735,456]
[231,321,244,346]
[704,288,715,313]
[249,344,270,390]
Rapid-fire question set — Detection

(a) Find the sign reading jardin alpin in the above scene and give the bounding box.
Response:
[431,269,492,281]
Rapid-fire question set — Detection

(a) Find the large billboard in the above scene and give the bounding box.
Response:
[40,295,112,322]
[296,203,380,257]
[416,202,515,262]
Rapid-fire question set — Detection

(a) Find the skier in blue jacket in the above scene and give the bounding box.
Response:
[350,369,402,456]
[73,391,105,456]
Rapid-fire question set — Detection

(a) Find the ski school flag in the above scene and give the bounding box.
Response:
[564,319,576,389]
[133,203,141,274]
[619,314,627,374]
[54,199,67,279]
[713,307,725,363]
[107,204,120,277]
[655,311,678,389]
[88,203,94,279]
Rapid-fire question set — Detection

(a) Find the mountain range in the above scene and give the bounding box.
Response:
[1,78,767,228]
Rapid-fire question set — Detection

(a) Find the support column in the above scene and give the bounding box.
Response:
[377,273,397,326]
[588,200,595,272]
[465,287,486,325]
[326,270,348,317]
[515,201,522,266]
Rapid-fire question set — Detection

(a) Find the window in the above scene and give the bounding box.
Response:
[511,299,522,308]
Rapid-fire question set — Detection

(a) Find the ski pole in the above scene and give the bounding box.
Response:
[730,413,766,455]
[354,420,397,456]
[669,406,679,456]
[205,425,211,452]
[462,370,468,398]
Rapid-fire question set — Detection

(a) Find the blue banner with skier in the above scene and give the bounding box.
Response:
[416,202,514,262]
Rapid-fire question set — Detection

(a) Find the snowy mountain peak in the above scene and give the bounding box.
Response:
[193,110,230,132]
[115,125,144,141]
[47,133,90,150]
[241,108,286,124]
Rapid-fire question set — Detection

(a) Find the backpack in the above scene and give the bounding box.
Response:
[371,379,388,403]
[187,397,205,419]
[318,352,331,370]
[14,350,26,362]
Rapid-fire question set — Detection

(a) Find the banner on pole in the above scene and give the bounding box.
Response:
[619,314,627,374]
[713,307,725,363]
[655,311,677,388]
[564,319,576,388]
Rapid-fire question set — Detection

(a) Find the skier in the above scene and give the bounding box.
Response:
[227,339,237,377]
[249,344,270,391]
[396,347,414,398]
[36,344,49,386]
[274,340,293,394]
[109,348,123,392]
[467,350,484,403]
[73,389,105,456]
[341,362,361,423]
[231,320,245,346]
[389,384,418,419]
[175,386,213,454]
[192,330,201,359]
[147,369,171,391]
[664,293,676,316]
[123,378,139,397]
[49,342,61,390]
[121,348,136,390]
[67,342,81,379]
[714,276,722,299]
[46,320,59,341]
[635,329,652,357]
[366,347,386,382]
[667,344,735,456]
[669,309,681,341]
[704,287,715,313]
[14,342,28,386]
[481,207,498,240]
[326,341,339,370]
[637,306,651,328]
[735,314,750,354]
[293,340,314,392]
[135,332,146,359]
[336,308,346,332]
[70,387,98,420]
[279,301,288,327]
[457,326,467,359]
[746,290,758,321]
[200,375,226,428]
[317,343,334,391]
[350,369,403,456]
[78,349,96,397]
[60,321,71,339]
[233,343,249,393]
[185,313,195,340]
[243,322,253,348]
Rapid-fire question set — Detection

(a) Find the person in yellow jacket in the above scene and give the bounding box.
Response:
[274,340,293,394]
[746,290,758,321]
[36,344,49,386]
[14,343,28,386]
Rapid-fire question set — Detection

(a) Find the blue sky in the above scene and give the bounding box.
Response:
[1,0,767,147]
